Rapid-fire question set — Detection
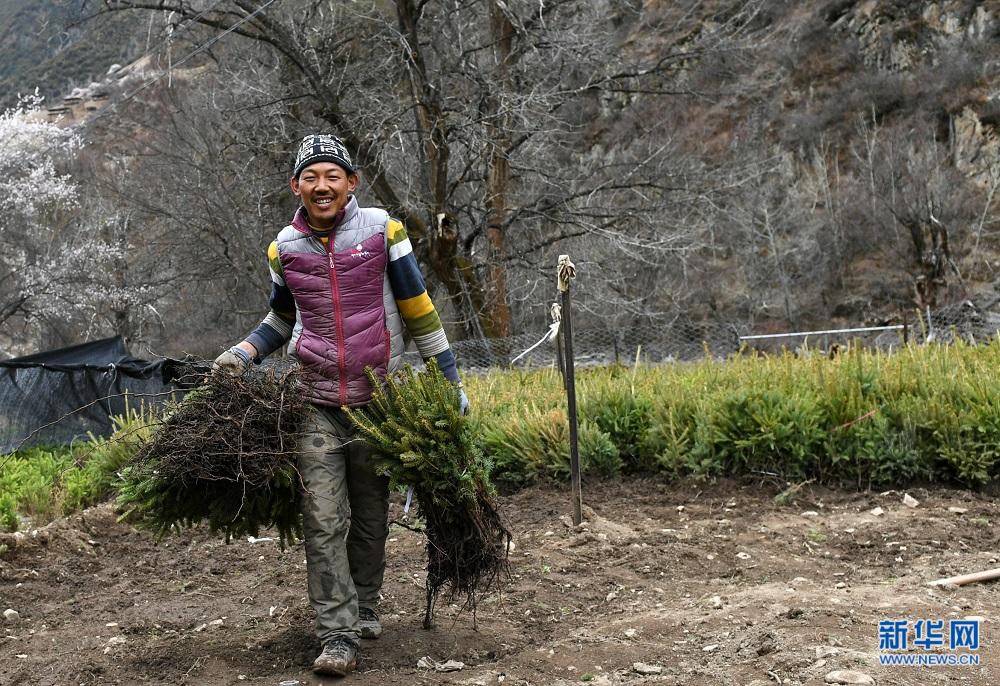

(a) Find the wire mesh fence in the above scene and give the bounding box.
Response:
[404,301,1000,373]
[403,319,741,371]
[4,302,1000,451]
[401,319,742,372]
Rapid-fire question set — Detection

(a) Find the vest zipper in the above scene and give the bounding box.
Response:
[326,243,349,406]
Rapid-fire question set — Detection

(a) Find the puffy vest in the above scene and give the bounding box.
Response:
[275,198,406,407]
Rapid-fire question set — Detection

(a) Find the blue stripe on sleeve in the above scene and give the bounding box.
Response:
[387,252,429,301]
[269,282,297,317]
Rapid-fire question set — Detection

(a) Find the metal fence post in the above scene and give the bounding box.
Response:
[557,255,582,526]
[551,303,566,389]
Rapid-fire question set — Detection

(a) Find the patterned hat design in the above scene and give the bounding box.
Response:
[293,134,355,178]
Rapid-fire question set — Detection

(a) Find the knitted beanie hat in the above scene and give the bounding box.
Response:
[293,134,355,178]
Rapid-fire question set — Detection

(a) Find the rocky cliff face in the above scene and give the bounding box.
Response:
[789,1,999,186]
[0,1,143,109]
[610,0,1000,326]
[846,1,995,69]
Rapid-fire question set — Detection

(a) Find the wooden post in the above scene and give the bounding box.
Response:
[557,255,582,526]
[928,567,1000,587]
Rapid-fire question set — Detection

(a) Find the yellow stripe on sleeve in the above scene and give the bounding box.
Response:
[267,240,284,283]
[396,292,435,320]
[387,219,404,242]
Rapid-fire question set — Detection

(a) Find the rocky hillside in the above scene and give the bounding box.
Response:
[0,1,143,108]
[610,0,1000,328]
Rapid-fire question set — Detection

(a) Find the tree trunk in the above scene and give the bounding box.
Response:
[391,0,511,339]
[109,212,132,341]
[484,0,514,338]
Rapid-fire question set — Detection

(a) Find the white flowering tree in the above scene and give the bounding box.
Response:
[0,96,163,354]
[0,95,81,333]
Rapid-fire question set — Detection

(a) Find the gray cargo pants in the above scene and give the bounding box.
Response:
[298,404,390,644]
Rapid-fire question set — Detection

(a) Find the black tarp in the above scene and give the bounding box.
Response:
[0,337,181,452]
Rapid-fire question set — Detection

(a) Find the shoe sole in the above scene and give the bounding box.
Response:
[359,627,382,639]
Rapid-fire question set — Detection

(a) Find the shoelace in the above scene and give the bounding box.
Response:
[323,638,357,657]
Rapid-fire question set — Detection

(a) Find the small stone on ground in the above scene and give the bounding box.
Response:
[824,669,876,685]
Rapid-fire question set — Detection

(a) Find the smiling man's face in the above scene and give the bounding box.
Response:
[290,162,358,229]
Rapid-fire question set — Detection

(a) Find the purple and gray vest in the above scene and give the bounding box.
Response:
[276,198,406,407]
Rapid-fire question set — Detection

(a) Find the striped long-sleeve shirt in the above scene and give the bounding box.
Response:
[245,214,460,382]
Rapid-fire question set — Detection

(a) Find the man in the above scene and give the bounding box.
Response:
[215,134,468,677]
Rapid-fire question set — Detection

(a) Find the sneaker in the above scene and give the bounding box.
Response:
[358,606,382,639]
[313,637,359,677]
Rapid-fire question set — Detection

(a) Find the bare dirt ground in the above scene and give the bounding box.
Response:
[1,478,997,686]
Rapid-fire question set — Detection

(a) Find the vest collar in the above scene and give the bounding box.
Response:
[290,196,359,235]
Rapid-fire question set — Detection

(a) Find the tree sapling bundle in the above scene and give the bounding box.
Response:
[347,361,511,628]
[117,359,509,626]
[117,367,307,547]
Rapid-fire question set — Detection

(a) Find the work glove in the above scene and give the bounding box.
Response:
[213,346,252,375]
[458,387,470,416]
